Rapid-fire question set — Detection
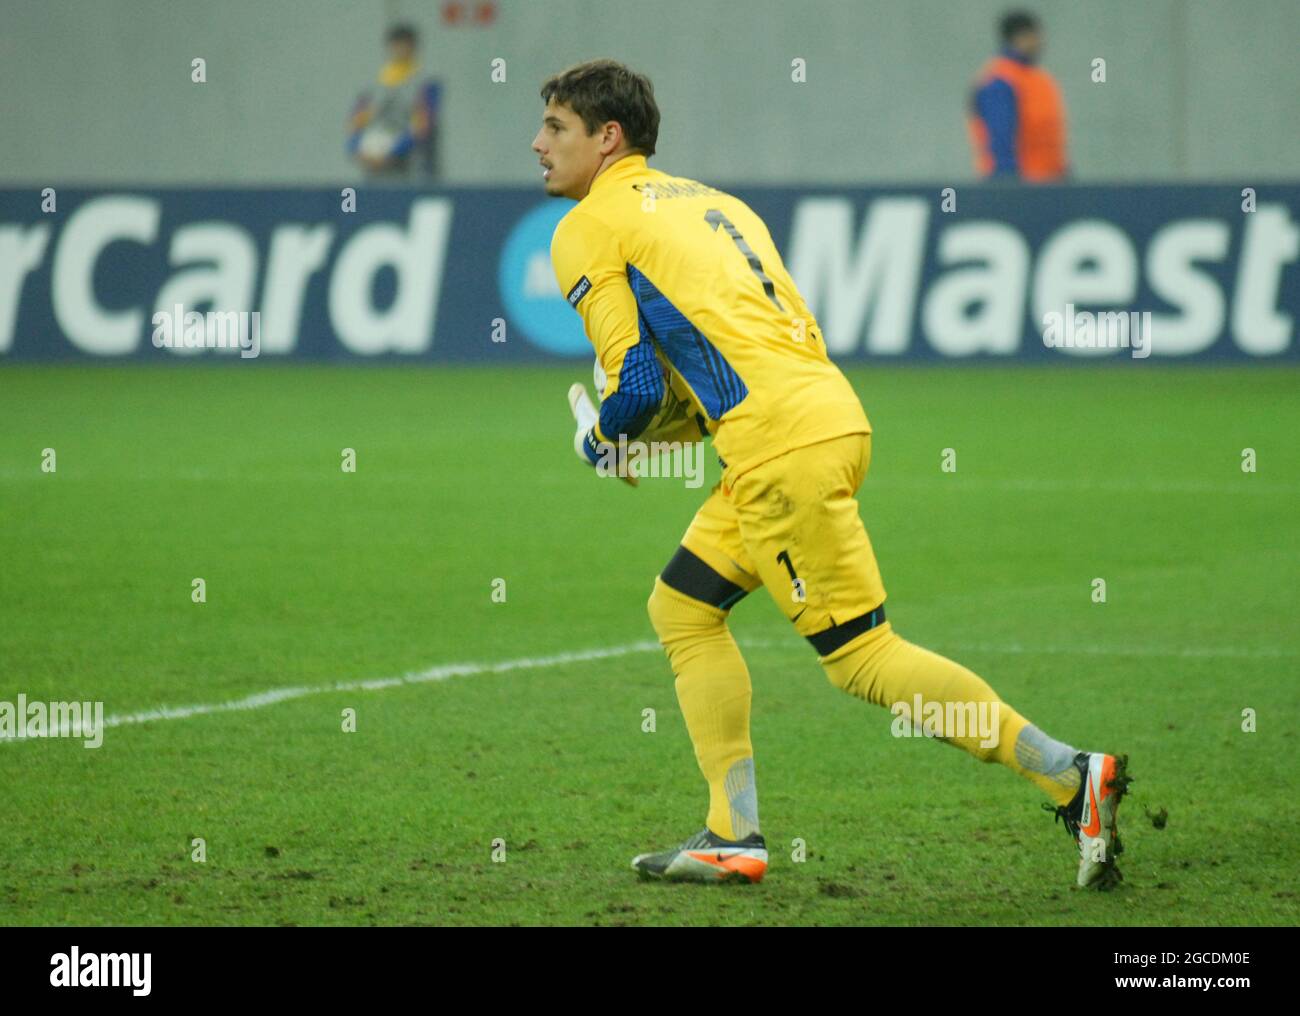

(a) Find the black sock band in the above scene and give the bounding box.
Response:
[806,603,887,656]
[659,546,749,611]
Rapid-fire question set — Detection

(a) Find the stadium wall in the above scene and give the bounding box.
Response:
[1,0,1297,187]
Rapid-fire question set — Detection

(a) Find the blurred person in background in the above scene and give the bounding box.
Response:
[967,10,1069,182]
[348,24,442,181]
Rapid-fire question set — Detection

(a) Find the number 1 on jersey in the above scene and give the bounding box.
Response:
[705,209,785,311]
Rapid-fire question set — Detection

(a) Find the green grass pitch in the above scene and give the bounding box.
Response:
[1,363,1297,926]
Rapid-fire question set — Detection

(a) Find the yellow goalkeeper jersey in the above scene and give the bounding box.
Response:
[549,154,870,486]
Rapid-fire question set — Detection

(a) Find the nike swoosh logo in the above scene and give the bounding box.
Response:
[687,851,731,866]
[1082,777,1102,838]
[792,608,807,621]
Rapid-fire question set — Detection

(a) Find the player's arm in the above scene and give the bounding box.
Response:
[346,92,373,153]
[552,209,664,470]
[396,82,440,157]
[975,77,1019,176]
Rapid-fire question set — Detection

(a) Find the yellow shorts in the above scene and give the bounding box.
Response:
[679,432,886,638]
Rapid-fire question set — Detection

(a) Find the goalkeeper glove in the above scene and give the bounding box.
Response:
[567,382,638,487]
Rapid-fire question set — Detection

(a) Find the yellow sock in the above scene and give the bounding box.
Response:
[647,577,759,840]
[820,621,1081,806]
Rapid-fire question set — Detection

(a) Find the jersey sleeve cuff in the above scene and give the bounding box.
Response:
[580,427,603,466]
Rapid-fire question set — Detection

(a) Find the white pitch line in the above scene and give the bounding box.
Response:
[3,635,1293,745]
[0,640,664,744]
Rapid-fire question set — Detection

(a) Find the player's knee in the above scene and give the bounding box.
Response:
[822,654,870,699]
[818,620,898,702]
[646,578,669,637]
[645,576,680,641]
[647,576,725,644]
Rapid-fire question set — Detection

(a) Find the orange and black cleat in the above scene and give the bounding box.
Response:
[1044,752,1133,889]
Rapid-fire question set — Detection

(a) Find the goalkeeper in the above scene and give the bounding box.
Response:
[535,59,1130,888]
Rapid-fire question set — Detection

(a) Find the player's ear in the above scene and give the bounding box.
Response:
[600,120,624,155]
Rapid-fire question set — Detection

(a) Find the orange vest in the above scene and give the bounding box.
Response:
[968,55,1067,181]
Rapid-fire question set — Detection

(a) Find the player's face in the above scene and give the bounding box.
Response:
[1013,28,1042,62]
[532,97,605,201]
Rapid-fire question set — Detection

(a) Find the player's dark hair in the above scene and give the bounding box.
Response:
[387,23,418,47]
[540,59,659,158]
[1000,10,1040,43]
